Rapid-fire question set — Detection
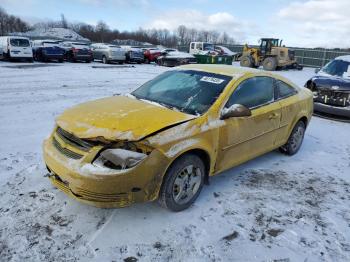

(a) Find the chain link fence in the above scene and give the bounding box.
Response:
[177,44,350,68]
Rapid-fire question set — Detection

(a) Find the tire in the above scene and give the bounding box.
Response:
[145,58,150,64]
[159,154,205,212]
[263,57,277,71]
[279,121,306,155]
[27,58,34,63]
[68,53,76,63]
[118,61,123,65]
[58,58,64,63]
[102,55,108,64]
[240,55,253,68]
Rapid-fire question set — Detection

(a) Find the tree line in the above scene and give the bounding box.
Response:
[0,7,237,47]
[0,7,30,35]
[69,21,237,47]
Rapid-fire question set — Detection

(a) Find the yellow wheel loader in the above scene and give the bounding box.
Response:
[240,38,303,71]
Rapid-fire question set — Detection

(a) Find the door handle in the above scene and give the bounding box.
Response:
[268,113,279,120]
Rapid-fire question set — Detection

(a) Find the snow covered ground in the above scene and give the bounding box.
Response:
[0,61,349,262]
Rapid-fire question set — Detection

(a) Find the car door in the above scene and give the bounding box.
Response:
[274,79,299,146]
[216,76,281,173]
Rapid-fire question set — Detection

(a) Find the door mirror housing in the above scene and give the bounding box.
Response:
[220,104,252,120]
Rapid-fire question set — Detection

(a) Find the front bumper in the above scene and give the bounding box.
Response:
[43,54,64,60]
[43,136,169,208]
[74,54,93,61]
[129,57,144,63]
[314,102,350,118]
[108,55,126,62]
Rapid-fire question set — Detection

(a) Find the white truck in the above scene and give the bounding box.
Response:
[189,42,215,54]
[0,36,33,62]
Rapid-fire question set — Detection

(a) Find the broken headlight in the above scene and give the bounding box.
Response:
[93,148,147,170]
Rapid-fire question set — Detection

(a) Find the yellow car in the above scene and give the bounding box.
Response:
[43,64,313,211]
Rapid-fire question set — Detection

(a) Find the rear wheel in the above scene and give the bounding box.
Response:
[102,55,108,64]
[240,55,253,68]
[159,154,205,212]
[279,121,306,155]
[263,57,277,71]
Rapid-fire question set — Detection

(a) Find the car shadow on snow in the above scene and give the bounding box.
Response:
[1,63,60,69]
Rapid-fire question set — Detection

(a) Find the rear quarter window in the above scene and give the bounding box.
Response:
[276,80,297,99]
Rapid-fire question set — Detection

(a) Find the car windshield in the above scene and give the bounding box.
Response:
[321,59,350,77]
[203,43,214,51]
[10,38,30,47]
[132,70,232,115]
[42,42,60,47]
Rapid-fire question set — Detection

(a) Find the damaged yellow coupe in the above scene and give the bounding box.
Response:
[43,64,313,211]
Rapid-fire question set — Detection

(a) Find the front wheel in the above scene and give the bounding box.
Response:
[159,154,205,212]
[263,57,277,71]
[279,121,306,155]
[240,55,253,68]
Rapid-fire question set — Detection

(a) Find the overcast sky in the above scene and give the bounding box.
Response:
[0,0,349,48]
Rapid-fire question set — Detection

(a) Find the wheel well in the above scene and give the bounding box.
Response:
[169,149,211,185]
[299,116,308,127]
[306,80,313,89]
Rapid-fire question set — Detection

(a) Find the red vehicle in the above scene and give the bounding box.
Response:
[143,48,161,63]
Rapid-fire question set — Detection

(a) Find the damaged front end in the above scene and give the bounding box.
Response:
[306,76,350,118]
[44,124,170,208]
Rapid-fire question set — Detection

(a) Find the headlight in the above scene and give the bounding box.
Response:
[93,148,147,170]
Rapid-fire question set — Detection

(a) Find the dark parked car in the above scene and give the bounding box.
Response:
[61,42,93,63]
[32,40,65,62]
[122,46,145,63]
[305,56,350,118]
[156,49,197,67]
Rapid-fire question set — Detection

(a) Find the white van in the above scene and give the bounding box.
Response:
[0,36,33,62]
[189,42,215,54]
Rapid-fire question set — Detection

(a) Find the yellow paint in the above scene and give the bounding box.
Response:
[43,64,313,208]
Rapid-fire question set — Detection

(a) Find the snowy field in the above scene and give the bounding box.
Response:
[0,61,349,262]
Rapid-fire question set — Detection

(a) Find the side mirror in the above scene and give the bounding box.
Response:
[220,104,252,120]
[315,68,320,74]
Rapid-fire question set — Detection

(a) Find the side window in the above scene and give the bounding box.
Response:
[226,77,274,109]
[276,80,297,99]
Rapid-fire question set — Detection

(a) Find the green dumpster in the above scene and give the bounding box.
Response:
[194,54,233,65]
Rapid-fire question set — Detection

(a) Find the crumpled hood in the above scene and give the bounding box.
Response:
[312,74,350,91]
[56,96,195,141]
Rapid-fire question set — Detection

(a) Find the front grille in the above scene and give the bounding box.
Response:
[56,127,93,152]
[315,90,350,107]
[74,187,130,203]
[52,136,83,159]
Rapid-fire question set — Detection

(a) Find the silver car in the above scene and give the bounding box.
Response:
[91,43,126,64]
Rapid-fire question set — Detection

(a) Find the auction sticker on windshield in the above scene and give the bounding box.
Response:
[200,76,225,84]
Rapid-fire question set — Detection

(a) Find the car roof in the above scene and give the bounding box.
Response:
[335,55,350,62]
[177,64,298,87]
